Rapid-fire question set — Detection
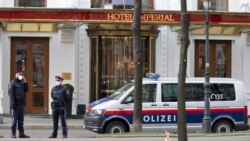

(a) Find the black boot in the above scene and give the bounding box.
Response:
[19,133,30,138]
[11,133,16,138]
[49,135,57,138]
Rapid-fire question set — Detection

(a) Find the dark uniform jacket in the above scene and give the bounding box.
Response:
[8,78,28,106]
[51,85,69,105]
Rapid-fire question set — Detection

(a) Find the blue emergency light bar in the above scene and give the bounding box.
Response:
[146,73,160,80]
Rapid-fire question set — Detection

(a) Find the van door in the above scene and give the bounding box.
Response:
[185,83,203,131]
[159,83,178,132]
[159,83,200,132]
[140,83,160,131]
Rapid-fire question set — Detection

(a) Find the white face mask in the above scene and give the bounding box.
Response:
[18,75,23,80]
[56,81,61,85]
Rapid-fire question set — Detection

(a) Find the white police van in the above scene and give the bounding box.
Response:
[84,75,249,133]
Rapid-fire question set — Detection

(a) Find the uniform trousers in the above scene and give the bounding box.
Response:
[51,107,68,137]
[10,105,24,135]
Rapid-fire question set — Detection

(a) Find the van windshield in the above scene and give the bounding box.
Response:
[108,82,134,100]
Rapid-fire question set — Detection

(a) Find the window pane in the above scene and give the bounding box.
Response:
[195,40,231,78]
[33,42,45,87]
[197,0,228,11]
[197,43,205,77]
[185,83,235,101]
[15,42,27,73]
[91,0,111,8]
[32,92,44,107]
[162,84,177,102]
[91,0,154,9]
[211,84,236,101]
[142,84,157,102]
[185,83,204,101]
[192,83,204,101]
[100,36,134,96]
[15,0,45,7]
[211,0,228,11]
[185,84,194,101]
[215,44,227,77]
[91,35,155,101]
[162,83,235,102]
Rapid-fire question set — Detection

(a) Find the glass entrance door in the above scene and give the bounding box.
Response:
[11,37,49,114]
[90,36,156,102]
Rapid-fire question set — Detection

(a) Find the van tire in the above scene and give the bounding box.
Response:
[105,121,127,134]
[212,120,233,133]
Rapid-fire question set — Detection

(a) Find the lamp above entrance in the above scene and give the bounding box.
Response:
[203,0,211,10]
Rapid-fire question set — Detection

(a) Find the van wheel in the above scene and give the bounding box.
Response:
[212,120,233,133]
[105,121,127,134]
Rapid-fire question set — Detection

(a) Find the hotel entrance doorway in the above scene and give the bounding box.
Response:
[11,37,49,114]
[90,36,156,102]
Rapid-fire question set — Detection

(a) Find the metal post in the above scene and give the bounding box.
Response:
[203,0,212,133]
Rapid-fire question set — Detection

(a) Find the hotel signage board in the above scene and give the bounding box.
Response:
[1,8,250,26]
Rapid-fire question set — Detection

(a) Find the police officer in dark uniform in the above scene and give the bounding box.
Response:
[8,70,30,138]
[49,75,69,138]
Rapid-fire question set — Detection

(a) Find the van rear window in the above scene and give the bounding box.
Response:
[161,83,236,102]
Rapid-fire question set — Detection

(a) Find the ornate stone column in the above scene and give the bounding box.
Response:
[0,28,3,124]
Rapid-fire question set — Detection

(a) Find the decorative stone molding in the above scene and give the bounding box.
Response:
[246,32,250,46]
[159,26,168,77]
[59,28,75,43]
[78,25,89,104]
[0,90,4,123]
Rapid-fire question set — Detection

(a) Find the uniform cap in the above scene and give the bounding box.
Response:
[15,69,22,74]
[55,75,64,81]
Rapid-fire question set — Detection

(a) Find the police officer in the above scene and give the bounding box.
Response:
[8,70,30,138]
[49,75,69,138]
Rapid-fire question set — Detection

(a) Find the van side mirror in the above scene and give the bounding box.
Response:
[123,96,134,104]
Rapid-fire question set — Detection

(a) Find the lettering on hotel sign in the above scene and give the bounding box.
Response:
[2,9,250,25]
[107,13,175,22]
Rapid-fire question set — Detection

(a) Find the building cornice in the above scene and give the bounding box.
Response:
[1,8,250,26]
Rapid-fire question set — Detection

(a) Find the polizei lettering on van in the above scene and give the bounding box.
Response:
[143,115,177,123]
[103,109,178,124]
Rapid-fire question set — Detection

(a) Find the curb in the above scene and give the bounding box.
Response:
[0,125,83,130]
[96,131,250,138]
[0,116,84,130]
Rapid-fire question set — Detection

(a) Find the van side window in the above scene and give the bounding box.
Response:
[162,84,177,102]
[188,83,204,101]
[142,84,157,102]
[185,84,194,101]
[161,83,203,102]
[211,84,236,101]
[161,83,236,102]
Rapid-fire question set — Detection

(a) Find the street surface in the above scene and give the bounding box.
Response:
[1,129,250,141]
[1,116,250,140]
[0,129,97,138]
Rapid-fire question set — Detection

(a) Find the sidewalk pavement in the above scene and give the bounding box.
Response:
[0,115,84,130]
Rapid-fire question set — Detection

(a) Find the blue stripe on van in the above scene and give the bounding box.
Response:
[103,107,245,124]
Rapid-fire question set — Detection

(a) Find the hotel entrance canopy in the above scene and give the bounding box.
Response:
[1,8,250,34]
